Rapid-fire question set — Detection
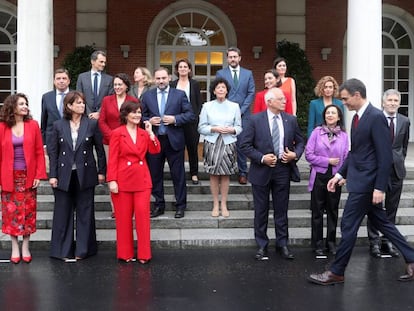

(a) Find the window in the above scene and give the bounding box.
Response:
[0,10,16,103]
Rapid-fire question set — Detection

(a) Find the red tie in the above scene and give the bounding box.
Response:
[352,113,359,129]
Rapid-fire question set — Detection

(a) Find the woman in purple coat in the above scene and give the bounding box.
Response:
[305,104,349,256]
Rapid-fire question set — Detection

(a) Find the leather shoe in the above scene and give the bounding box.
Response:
[308,271,344,285]
[174,209,185,218]
[399,263,414,282]
[314,248,325,256]
[238,175,247,185]
[277,246,294,260]
[255,248,269,261]
[370,244,381,258]
[385,241,400,258]
[150,207,164,218]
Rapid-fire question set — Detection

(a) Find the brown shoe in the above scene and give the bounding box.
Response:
[238,175,247,185]
[308,271,344,285]
[399,263,414,282]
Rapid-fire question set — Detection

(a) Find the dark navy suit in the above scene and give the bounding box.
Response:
[41,90,63,146]
[330,103,414,275]
[141,87,195,211]
[239,111,304,249]
[48,116,106,259]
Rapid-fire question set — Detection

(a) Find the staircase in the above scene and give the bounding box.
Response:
[2,159,414,249]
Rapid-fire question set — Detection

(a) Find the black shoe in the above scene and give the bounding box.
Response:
[327,242,337,255]
[150,207,164,218]
[370,244,381,258]
[385,241,400,258]
[174,209,185,218]
[314,248,325,256]
[255,248,269,261]
[277,246,294,260]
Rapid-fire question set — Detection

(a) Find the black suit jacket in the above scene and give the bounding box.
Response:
[239,111,304,184]
[41,90,63,146]
[170,79,203,117]
[339,103,392,192]
[47,116,106,191]
[392,113,410,179]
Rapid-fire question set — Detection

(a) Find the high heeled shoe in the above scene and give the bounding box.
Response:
[22,256,32,263]
[10,256,21,264]
[138,259,150,265]
[221,209,230,218]
[211,209,219,217]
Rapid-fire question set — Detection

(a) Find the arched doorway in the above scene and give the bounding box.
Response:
[147,0,236,102]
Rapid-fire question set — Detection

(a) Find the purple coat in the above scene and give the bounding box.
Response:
[305,126,349,191]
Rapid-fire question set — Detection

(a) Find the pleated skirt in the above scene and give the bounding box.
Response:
[203,135,238,175]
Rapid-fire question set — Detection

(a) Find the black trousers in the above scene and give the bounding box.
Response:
[310,167,341,249]
[183,121,200,177]
[50,170,97,259]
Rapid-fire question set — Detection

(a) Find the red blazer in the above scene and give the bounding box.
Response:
[252,89,291,114]
[98,94,138,144]
[107,125,160,192]
[0,120,47,192]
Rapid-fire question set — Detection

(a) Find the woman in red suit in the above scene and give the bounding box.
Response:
[252,69,289,114]
[99,73,138,218]
[0,93,47,263]
[107,101,160,264]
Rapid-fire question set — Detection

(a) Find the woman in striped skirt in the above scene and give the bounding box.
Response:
[198,78,242,217]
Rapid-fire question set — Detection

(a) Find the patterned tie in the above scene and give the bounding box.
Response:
[58,92,65,117]
[272,115,280,157]
[93,72,99,111]
[233,69,238,87]
[159,90,166,135]
[389,116,395,142]
[352,113,359,129]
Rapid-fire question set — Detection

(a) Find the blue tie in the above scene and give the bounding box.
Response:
[93,73,99,111]
[159,90,166,134]
[58,92,65,117]
[272,115,280,157]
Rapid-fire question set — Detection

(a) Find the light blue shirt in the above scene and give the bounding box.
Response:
[198,99,242,145]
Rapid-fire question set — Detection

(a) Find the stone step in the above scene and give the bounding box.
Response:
[3,224,414,249]
[32,179,414,195]
[26,208,414,230]
[35,191,414,211]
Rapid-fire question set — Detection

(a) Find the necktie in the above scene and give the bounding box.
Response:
[58,92,65,117]
[389,116,395,142]
[159,90,166,135]
[233,70,238,87]
[272,115,280,157]
[93,72,99,111]
[352,113,359,129]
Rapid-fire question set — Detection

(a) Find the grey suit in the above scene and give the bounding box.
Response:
[368,112,410,243]
[76,71,113,114]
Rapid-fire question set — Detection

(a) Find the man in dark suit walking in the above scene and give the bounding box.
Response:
[216,47,255,184]
[141,67,195,219]
[367,89,410,258]
[308,79,414,285]
[41,68,71,146]
[76,50,113,120]
[239,87,304,260]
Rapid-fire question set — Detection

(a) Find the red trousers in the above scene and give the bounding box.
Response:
[111,189,151,261]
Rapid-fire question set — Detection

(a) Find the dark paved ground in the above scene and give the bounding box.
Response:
[0,247,414,311]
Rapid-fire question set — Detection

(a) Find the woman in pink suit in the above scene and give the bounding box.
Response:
[99,73,138,218]
[0,93,47,263]
[107,101,160,264]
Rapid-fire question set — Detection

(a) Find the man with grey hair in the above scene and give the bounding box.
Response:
[76,50,113,119]
[367,89,410,258]
[239,87,304,261]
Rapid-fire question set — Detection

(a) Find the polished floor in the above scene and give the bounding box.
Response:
[0,247,413,311]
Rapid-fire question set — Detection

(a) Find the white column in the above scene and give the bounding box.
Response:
[17,0,53,122]
[346,0,382,127]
